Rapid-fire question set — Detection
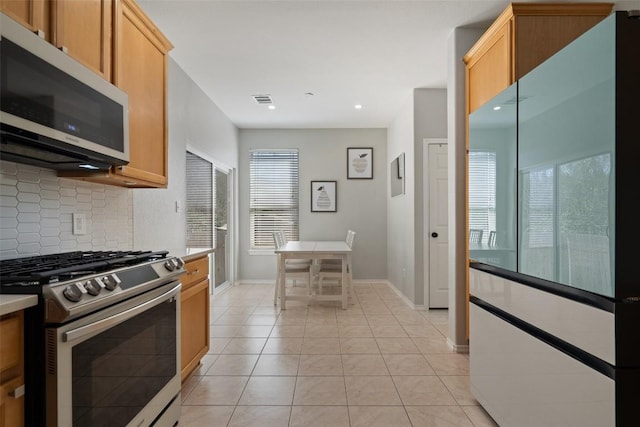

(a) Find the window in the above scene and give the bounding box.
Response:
[186,151,213,249]
[249,150,299,249]
[468,151,496,243]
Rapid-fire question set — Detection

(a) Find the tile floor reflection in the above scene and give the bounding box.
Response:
[179,282,498,427]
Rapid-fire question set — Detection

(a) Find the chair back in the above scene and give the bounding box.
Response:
[488,231,496,247]
[469,228,483,244]
[346,230,356,248]
[272,231,285,249]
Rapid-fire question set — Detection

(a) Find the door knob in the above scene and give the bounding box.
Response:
[431,232,438,238]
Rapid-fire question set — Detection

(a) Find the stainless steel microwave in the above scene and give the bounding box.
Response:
[0,12,129,171]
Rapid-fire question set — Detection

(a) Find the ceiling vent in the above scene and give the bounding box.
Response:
[252,94,273,105]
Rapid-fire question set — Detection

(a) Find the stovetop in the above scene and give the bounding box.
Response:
[0,250,186,323]
[0,250,170,287]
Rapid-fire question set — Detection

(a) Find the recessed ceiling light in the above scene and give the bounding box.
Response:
[354,104,363,109]
[268,105,276,110]
[493,106,501,111]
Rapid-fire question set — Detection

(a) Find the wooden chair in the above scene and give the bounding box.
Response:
[469,228,484,244]
[273,231,313,305]
[317,230,355,298]
[318,229,355,268]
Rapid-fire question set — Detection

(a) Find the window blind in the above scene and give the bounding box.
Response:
[468,151,497,243]
[186,151,213,248]
[525,167,554,248]
[249,150,299,249]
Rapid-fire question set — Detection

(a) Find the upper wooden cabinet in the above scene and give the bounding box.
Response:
[60,0,173,188]
[464,2,613,114]
[51,0,113,80]
[1,0,112,79]
[0,0,49,37]
[111,0,172,187]
[2,0,173,188]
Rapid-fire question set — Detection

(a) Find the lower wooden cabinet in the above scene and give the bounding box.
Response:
[0,311,24,427]
[180,254,210,382]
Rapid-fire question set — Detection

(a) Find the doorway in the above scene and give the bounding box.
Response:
[423,139,449,308]
[186,148,234,294]
[214,168,229,288]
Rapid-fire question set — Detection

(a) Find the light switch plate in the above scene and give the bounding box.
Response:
[72,213,87,235]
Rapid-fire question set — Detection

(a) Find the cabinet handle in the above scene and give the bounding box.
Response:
[9,384,25,399]
[187,269,200,275]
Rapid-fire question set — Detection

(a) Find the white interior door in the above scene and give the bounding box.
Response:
[426,141,449,308]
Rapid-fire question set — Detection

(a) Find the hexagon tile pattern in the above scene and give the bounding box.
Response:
[0,161,133,260]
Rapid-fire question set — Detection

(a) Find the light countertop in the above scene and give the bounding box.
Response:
[0,294,38,316]
[181,248,214,263]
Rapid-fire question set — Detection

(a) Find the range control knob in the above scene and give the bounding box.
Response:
[101,274,121,291]
[174,257,184,269]
[84,279,102,296]
[164,260,176,271]
[63,284,83,302]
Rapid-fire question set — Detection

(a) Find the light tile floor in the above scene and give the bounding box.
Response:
[179,282,499,427]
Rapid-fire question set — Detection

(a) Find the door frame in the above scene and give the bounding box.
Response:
[185,145,235,295]
[423,138,448,309]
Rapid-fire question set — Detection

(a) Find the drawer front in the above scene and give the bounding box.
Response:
[470,303,615,427]
[0,314,21,373]
[182,256,209,289]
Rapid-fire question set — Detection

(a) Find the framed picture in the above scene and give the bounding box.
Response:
[347,147,373,179]
[311,181,337,212]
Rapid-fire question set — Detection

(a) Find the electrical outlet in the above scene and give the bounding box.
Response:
[72,213,87,235]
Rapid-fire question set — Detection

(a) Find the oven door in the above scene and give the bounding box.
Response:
[45,281,181,427]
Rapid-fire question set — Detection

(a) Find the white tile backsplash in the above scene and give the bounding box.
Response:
[0,161,133,260]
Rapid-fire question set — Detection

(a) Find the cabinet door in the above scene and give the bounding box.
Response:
[51,0,112,80]
[465,19,512,114]
[113,0,172,187]
[0,312,24,427]
[0,0,49,35]
[181,279,210,381]
[0,377,25,427]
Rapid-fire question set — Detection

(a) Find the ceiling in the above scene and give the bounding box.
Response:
[136,1,631,129]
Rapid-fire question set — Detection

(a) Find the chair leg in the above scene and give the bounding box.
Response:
[273,268,280,305]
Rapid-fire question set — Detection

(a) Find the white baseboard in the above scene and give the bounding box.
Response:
[447,337,469,353]
[384,280,420,310]
[235,279,274,285]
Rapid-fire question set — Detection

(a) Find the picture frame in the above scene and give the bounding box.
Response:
[347,147,373,179]
[311,181,337,212]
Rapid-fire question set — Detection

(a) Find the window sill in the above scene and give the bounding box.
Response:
[249,249,276,256]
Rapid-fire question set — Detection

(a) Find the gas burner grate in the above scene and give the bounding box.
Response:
[0,250,169,286]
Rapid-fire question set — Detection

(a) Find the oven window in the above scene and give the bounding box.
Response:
[71,299,176,426]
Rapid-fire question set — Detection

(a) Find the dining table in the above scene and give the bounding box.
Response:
[275,240,352,309]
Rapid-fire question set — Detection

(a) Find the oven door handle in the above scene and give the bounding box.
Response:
[63,283,181,343]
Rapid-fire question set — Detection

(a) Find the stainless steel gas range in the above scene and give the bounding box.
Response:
[0,250,185,427]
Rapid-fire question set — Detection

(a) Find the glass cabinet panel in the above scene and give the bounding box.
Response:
[468,83,517,271]
[517,15,615,297]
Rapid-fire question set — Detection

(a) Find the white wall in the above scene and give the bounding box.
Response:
[386,89,447,307]
[132,58,239,259]
[238,128,387,282]
[387,97,415,301]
